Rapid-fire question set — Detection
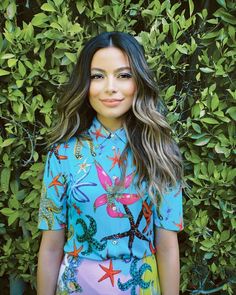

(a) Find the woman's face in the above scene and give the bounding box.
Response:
[89,47,137,131]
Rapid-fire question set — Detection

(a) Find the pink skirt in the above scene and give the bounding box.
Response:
[56,254,161,295]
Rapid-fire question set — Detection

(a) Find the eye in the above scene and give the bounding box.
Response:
[118,73,132,79]
[90,73,104,80]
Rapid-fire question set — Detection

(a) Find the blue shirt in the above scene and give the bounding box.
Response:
[38,117,183,260]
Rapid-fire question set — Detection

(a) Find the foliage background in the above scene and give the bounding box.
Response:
[0,0,235,294]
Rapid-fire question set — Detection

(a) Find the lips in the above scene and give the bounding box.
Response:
[100,98,124,107]
[100,98,124,102]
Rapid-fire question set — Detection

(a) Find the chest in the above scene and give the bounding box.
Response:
[65,137,143,218]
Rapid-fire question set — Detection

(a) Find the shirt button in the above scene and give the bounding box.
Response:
[112,146,116,149]
[112,240,118,245]
[111,134,114,138]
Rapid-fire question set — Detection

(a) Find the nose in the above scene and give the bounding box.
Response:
[105,76,117,94]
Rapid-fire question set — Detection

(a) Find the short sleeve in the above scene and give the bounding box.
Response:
[153,183,183,232]
[38,145,68,230]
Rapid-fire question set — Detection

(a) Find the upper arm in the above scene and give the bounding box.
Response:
[39,229,65,252]
[155,227,179,252]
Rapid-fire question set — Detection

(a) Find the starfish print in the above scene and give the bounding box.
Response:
[69,166,97,202]
[38,184,63,229]
[76,215,107,255]
[47,144,68,176]
[48,173,64,198]
[68,240,83,257]
[55,216,66,229]
[91,126,106,140]
[149,241,156,254]
[74,135,96,159]
[98,144,105,156]
[173,217,183,231]
[142,200,153,233]
[67,225,74,241]
[73,203,82,215]
[164,207,172,221]
[173,184,182,197]
[61,256,83,293]
[94,161,140,218]
[77,158,91,173]
[118,258,152,294]
[101,205,149,255]
[98,259,121,286]
[107,148,122,171]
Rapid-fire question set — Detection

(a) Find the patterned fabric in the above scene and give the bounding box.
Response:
[38,117,183,294]
[56,254,160,295]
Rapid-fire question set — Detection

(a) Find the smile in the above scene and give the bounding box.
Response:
[100,99,124,107]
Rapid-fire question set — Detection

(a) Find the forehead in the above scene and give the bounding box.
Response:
[90,47,130,69]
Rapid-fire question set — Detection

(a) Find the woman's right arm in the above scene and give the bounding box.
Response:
[37,229,65,295]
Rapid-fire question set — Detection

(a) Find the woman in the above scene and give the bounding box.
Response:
[37,31,184,295]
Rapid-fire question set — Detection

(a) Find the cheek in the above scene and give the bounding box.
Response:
[89,82,102,98]
[123,81,137,97]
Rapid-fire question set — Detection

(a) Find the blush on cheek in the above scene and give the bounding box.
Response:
[89,83,103,98]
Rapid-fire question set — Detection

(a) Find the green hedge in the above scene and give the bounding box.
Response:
[0,0,235,294]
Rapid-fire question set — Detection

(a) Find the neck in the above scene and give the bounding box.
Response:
[96,116,123,131]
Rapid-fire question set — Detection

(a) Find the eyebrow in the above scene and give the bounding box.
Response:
[90,67,131,73]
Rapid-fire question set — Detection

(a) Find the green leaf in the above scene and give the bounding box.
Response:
[1,168,11,193]
[76,0,86,14]
[1,53,15,59]
[6,3,17,19]
[176,44,188,54]
[200,67,214,73]
[10,179,19,195]
[53,0,64,6]
[8,211,19,226]
[93,0,103,15]
[228,25,235,41]
[41,3,56,12]
[16,80,24,88]
[215,144,230,156]
[200,239,214,249]
[216,0,227,9]
[1,138,15,148]
[65,52,77,63]
[192,122,201,133]
[214,8,236,25]
[201,117,219,124]
[194,136,211,146]
[31,13,49,27]
[165,85,176,100]
[0,69,10,76]
[211,94,219,111]
[170,22,178,39]
[226,107,236,120]
[18,61,26,77]
[204,252,214,260]
[211,263,217,273]
[8,58,17,67]
[220,230,230,242]
[0,208,15,216]
[188,0,194,16]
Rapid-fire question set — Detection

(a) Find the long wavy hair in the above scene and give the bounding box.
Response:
[49,31,184,207]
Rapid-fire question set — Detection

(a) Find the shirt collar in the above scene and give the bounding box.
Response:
[87,117,127,145]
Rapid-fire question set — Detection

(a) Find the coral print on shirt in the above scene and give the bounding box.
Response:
[38,117,183,295]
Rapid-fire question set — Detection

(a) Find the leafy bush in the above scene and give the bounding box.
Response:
[0,0,235,294]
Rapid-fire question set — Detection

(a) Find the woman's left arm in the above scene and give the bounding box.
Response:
[155,227,180,295]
